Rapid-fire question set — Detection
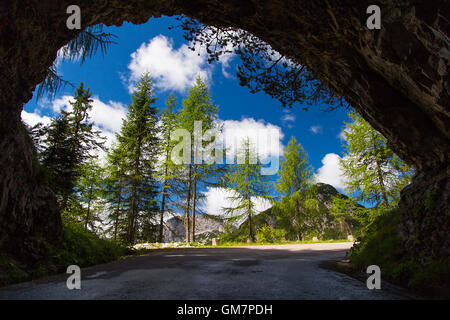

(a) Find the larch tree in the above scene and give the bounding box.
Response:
[340,111,414,211]
[223,138,273,242]
[276,136,313,198]
[177,76,219,242]
[157,92,179,242]
[74,156,105,232]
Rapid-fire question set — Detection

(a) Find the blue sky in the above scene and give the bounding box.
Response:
[22,16,352,214]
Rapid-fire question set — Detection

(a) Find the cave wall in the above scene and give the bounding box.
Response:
[0,0,448,263]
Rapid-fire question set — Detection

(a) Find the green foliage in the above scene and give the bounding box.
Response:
[178,17,347,110]
[223,138,274,241]
[72,156,106,231]
[350,208,450,291]
[53,223,127,268]
[350,209,404,273]
[112,73,161,244]
[157,92,180,242]
[329,196,371,236]
[273,185,327,240]
[40,83,105,211]
[0,223,127,287]
[36,24,117,100]
[256,225,286,243]
[276,136,313,197]
[340,111,414,209]
[0,254,29,286]
[175,76,224,242]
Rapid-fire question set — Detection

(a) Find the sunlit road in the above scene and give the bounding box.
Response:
[0,243,407,299]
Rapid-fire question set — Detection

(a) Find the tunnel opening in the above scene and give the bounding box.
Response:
[0,1,448,291]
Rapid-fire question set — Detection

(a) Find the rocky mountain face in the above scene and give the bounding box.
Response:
[0,1,447,266]
[162,215,225,243]
[241,183,361,240]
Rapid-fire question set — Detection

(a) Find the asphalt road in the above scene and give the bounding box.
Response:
[0,242,407,299]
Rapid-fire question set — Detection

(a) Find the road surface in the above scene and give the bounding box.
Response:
[0,242,407,299]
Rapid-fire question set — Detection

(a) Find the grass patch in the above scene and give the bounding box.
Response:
[51,223,129,268]
[211,239,351,247]
[350,208,450,296]
[0,223,129,287]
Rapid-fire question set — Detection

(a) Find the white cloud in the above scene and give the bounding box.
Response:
[27,95,127,158]
[314,153,347,191]
[280,111,296,128]
[199,187,272,222]
[126,35,211,93]
[220,117,284,163]
[310,125,323,134]
[51,95,73,113]
[90,99,127,133]
[50,95,127,134]
[21,110,52,127]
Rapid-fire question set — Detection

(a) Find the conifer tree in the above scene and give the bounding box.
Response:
[276,136,313,197]
[157,93,179,242]
[40,82,105,211]
[177,76,220,242]
[223,138,273,242]
[104,144,128,242]
[340,111,414,210]
[73,156,105,231]
[115,73,160,244]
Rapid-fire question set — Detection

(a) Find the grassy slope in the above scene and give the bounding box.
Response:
[350,208,449,296]
[0,223,128,287]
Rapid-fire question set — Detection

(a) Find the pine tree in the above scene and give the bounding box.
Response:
[273,185,330,241]
[36,24,117,100]
[115,73,160,244]
[276,136,313,197]
[157,93,179,242]
[74,156,105,231]
[223,138,273,242]
[177,76,220,242]
[340,111,414,210]
[104,144,128,242]
[41,111,77,206]
[40,82,105,211]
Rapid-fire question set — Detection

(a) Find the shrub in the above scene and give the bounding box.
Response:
[350,208,450,293]
[0,222,128,287]
[52,223,128,269]
[256,225,286,243]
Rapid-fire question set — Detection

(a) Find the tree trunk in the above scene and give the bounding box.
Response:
[375,156,389,207]
[114,186,121,241]
[85,185,93,230]
[248,198,254,242]
[159,146,170,243]
[372,134,389,207]
[191,165,197,242]
[129,183,137,244]
[159,183,166,243]
[185,164,192,243]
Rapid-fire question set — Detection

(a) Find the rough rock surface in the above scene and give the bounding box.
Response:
[0,1,448,265]
[163,215,225,243]
[244,183,361,239]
